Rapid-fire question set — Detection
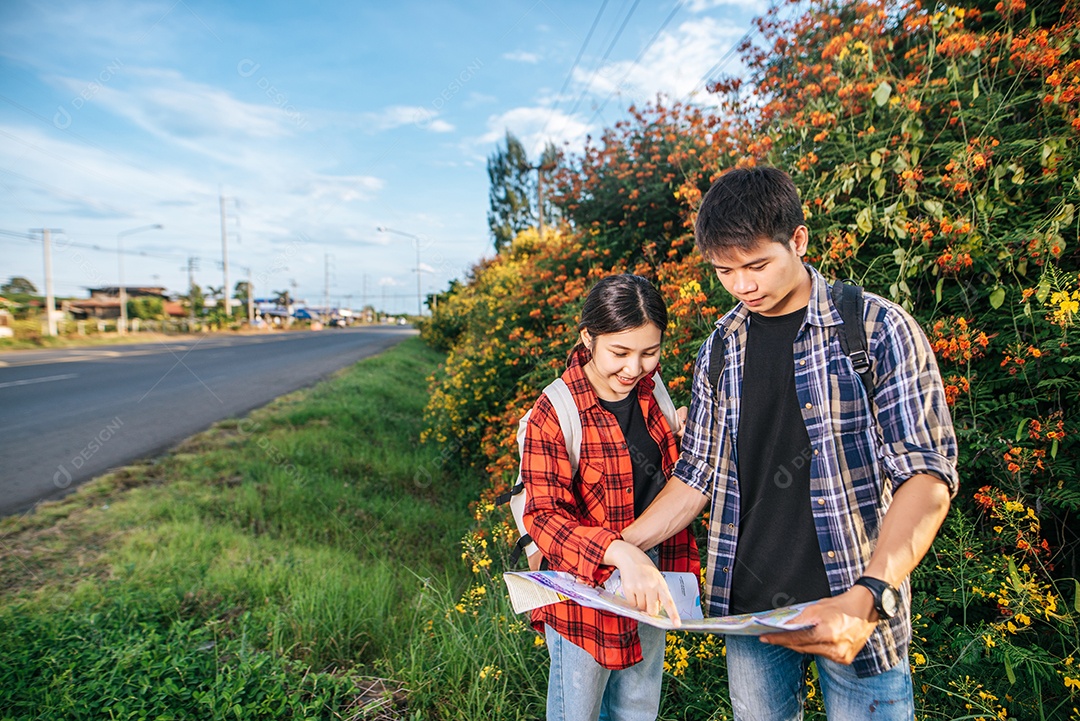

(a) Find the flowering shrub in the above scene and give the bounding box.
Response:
[423,0,1079,717]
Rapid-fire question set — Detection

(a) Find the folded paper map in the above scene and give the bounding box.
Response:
[504,570,815,634]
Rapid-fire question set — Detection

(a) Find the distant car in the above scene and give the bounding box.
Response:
[397,317,408,326]
[329,318,347,327]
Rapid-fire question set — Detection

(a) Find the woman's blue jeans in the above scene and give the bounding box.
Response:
[724,633,914,720]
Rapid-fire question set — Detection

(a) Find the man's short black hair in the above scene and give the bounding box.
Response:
[695,166,805,257]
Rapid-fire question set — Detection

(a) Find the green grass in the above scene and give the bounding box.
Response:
[0,337,482,720]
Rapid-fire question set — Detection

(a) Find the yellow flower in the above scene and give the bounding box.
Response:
[913,652,927,665]
[983,634,996,648]
[1065,676,1080,691]
[534,634,546,647]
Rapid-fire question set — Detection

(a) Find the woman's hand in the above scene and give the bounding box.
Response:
[674,406,688,439]
[603,540,681,624]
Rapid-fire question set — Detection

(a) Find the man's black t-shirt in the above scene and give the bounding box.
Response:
[597,393,666,517]
[730,307,832,614]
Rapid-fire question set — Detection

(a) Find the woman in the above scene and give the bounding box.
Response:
[521,274,699,721]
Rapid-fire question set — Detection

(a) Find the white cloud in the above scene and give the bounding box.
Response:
[360,105,455,133]
[377,276,403,287]
[55,67,297,142]
[476,106,592,157]
[573,18,746,106]
[503,50,540,64]
[685,0,768,11]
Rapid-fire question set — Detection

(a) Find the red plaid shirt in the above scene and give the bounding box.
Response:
[522,347,700,670]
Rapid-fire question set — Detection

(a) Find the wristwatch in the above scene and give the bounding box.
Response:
[853,576,900,620]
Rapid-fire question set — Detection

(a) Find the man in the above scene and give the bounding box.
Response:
[606,166,957,719]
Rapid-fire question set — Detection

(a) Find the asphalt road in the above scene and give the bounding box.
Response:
[0,326,416,516]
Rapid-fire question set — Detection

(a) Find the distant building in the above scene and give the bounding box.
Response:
[66,286,169,321]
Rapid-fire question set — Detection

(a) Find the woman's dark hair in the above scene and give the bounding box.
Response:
[571,274,667,357]
[695,166,805,256]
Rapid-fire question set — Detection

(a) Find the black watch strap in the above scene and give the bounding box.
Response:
[853,576,899,620]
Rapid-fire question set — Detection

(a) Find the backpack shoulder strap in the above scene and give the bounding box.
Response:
[707,331,726,396]
[829,279,874,397]
[649,371,681,435]
[543,378,583,470]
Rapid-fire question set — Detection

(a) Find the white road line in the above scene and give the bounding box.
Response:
[0,373,79,389]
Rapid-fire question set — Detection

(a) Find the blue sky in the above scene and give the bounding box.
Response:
[0,0,762,314]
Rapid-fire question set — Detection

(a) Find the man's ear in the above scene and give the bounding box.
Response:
[791,226,810,257]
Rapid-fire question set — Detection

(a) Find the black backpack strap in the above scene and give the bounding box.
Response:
[707,332,725,396]
[494,481,524,507]
[508,533,532,566]
[830,279,874,397]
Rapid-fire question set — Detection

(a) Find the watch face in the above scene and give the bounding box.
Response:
[881,587,900,618]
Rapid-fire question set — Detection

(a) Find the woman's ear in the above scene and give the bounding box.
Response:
[579,329,592,350]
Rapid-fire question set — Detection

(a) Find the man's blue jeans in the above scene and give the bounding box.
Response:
[725,634,914,720]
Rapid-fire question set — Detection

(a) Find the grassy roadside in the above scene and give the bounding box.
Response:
[0,337,489,720]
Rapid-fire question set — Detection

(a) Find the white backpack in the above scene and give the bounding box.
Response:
[498,372,681,571]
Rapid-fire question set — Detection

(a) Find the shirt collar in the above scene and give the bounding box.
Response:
[714,263,842,337]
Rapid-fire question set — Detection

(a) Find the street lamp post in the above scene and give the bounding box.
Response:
[376,226,423,316]
[117,224,163,335]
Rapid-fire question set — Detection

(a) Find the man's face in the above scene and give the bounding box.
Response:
[705,227,812,317]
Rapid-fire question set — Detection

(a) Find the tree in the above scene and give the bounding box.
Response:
[1,276,37,296]
[182,283,205,318]
[233,281,251,305]
[486,130,534,252]
[126,296,164,320]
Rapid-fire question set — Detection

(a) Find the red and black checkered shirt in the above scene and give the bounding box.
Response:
[522,347,700,670]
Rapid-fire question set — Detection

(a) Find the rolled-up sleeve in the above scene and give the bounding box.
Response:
[673,333,721,496]
[521,398,619,583]
[871,305,959,497]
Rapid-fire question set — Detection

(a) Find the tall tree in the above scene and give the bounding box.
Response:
[1,276,37,296]
[486,131,534,252]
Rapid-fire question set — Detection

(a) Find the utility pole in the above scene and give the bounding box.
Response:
[247,266,255,327]
[219,191,230,319]
[31,228,62,337]
[186,256,199,324]
[323,253,331,322]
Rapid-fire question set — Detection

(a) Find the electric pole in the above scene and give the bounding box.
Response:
[31,228,62,337]
[219,192,229,318]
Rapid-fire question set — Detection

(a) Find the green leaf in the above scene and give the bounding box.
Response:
[1051,439,1059,459]
[935,277,944,303]
[857,207,874,233]
[989,286,1006,309]
[875,177,887,198]
[1074,580,1080,613]
[1005,655,1016,685]
[923,199,944,219]
[972,77,980,100]
[873,81,892,107]
[1016,419,1028,441]
[1008,557,1023,593]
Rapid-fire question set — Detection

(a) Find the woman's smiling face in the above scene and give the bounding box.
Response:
[581,322,663,401]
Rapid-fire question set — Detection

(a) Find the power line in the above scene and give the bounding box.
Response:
[566,0,644,119]
[540,0,611,139]
[585,0,684,127]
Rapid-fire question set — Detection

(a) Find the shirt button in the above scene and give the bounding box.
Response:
[817,498,825,506]
[799,359,806,366]
[814,449,820,456]
[827,551,835,559]
[804,403,813,410]
[723,567,730,573]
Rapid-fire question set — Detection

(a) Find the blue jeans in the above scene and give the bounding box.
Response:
[545,622,666,721]
[546,546,666,721]
[725,634,914,720]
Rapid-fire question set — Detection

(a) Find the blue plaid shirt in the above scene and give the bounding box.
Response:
[673,265,958,678]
